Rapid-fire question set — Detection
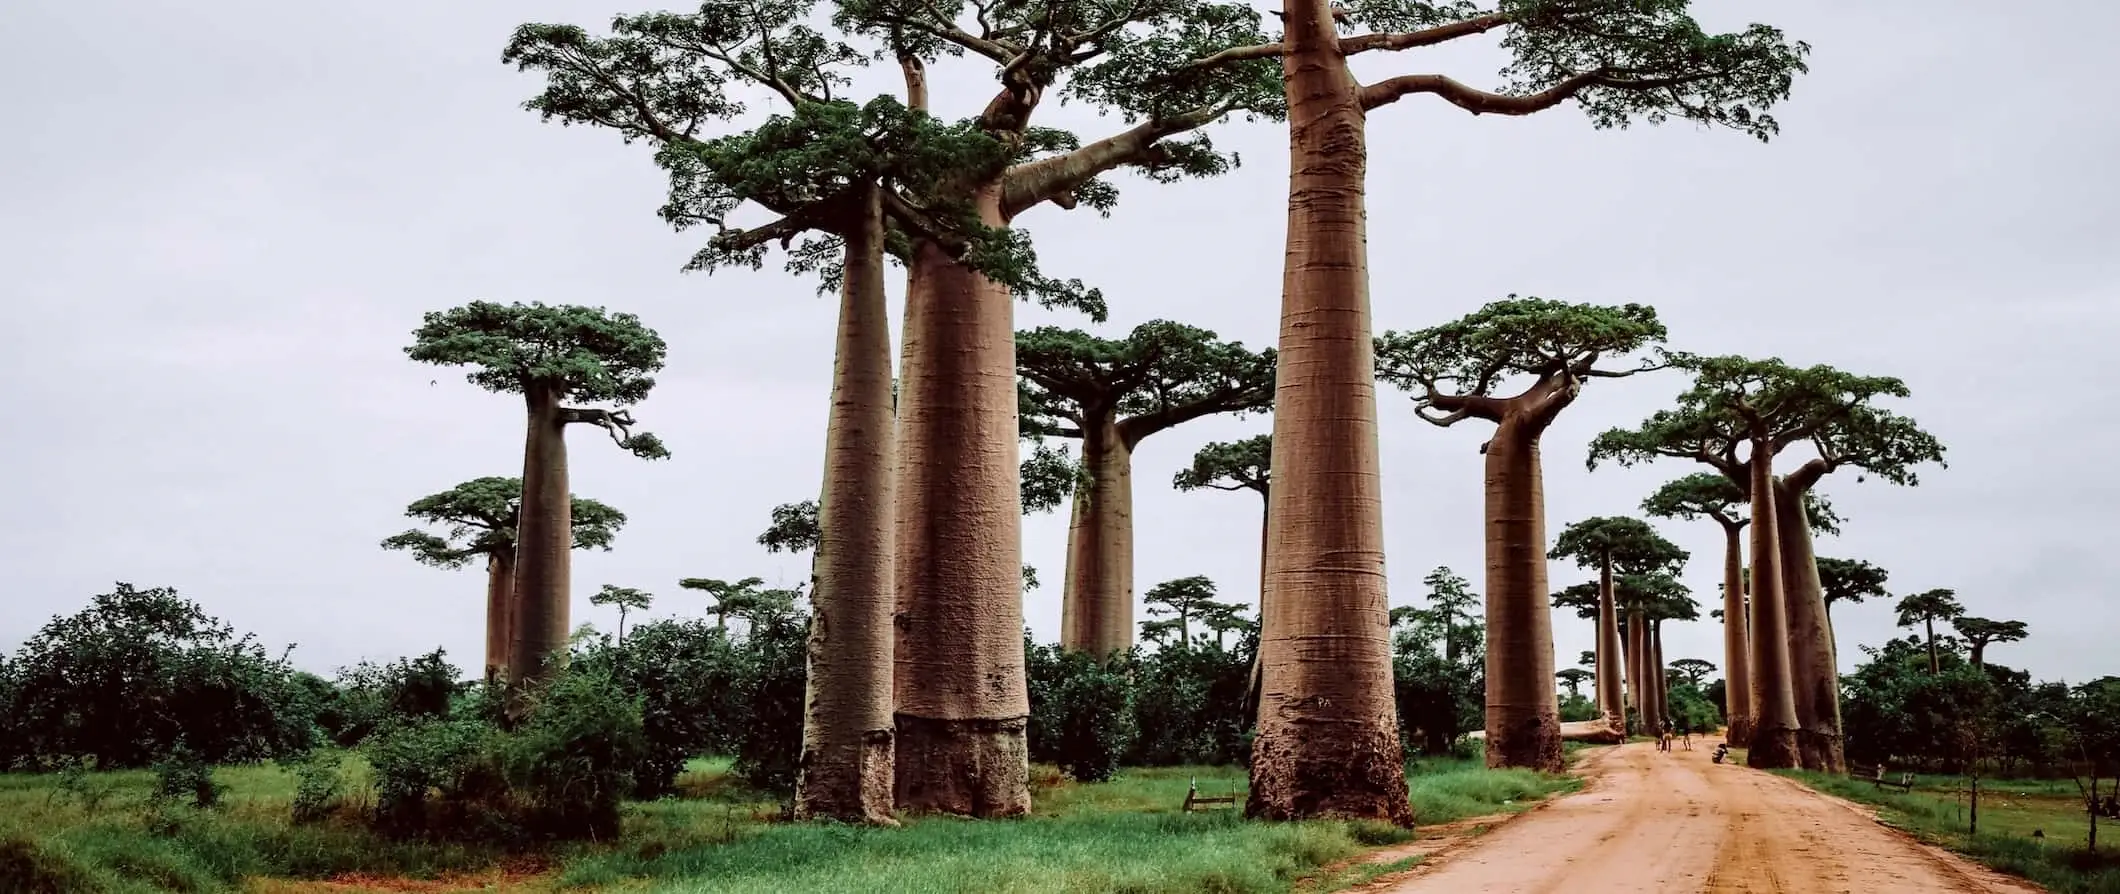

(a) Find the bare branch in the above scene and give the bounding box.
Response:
[1338,12,1512,56]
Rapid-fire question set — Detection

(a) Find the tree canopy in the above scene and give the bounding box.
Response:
[1171,434,1271,496]
[1671,658,1717,687]
[1374,298,1666,429]
[757,500,822,555]
[1141,576,1242,647]
[407,302,671,459]
[1817,557,1890,611]
[380,477,627,568]
[1018,322,1275,444]
[1895,589,1966,629]
[1549,516,1688,576]
[1586,354,1923,486]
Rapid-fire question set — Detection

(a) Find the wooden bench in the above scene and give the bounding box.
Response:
[1182,776,1240,813]
[1856,765,1915,792]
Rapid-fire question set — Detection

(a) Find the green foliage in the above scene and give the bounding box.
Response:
[1639,470,1842,534]
[592,585,656,640]
[150,748,224,810]
[283,751,345,824]
[1374,298,1666,416]
[1391,568,1485,754]
[1953,617,2031,664]
[568,619,750,799]
[381,477,626,568]
[1019,322,1275,487]
[1587,354,1942,491]
[319,649,464,748]
[1669,658,1716,687]
[408,302,666,405]
[1019,440,1085,515]
[756,500,821,555]
[1549,516,1688,576]
[1140,576,1247,649]
[0,583,316,771]
[1817,557,1889,611]
[726,611,808,797]
[1025,645,1138,783]
[1172,434,1271,495]
[1896,589,1967,631]
[1554,667,1594,698]
[1664,682,1722,735]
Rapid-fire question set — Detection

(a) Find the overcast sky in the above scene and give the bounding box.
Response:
[3,0,2114,688]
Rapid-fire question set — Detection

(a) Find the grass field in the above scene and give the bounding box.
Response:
[1783,770,2120,894]
[0,752,1582,893]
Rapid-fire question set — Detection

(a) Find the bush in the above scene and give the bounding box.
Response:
[152,747,224,809]
[1126,641,1253,767]
[729,614,808,797]
[320,649,465,747]
[1027,645,1137,782]
[285,750,347,824]
[0,583,317,770]
[358,667,650,842]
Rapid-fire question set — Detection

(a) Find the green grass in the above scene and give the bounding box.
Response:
[0,754,1578,894]
[1782,770,2120,894]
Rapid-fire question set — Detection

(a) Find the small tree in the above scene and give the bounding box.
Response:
[1140,576,1233,650]
[591,586,654,643]
[1816,557,1889,623]
[1950,617,2028,668]
[381,477,625,679]
[1376,298,1666,771]
[2060,677,2120,853]
[1549,516,1687,737]
[408,302,667,695]
[1019,323,1275,656]
[1555,668,1593,700]
[1671,658,1717,688]
[678,577,769,631]
[1894,589,1965,674]
[1173,434,1273,721]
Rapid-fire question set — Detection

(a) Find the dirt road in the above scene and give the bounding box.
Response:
[1384,740,2045,894]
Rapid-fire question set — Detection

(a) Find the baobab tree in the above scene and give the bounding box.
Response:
[1589,355,1919,770]
[1818,557,1890,623]
[590,585,653,643]
[1139,575,1233,649]
[1896,589,1966,673]
[1671,658,1717,689]
[1549,516,1687,737]
[1640,579,1700,725]
[1374,298,1667,771]
[1018,322,1275,656]
[407,302,668,695]
[505,0,1293,818]
[1219,0,1804,821]
[679,576,772,630]
[381,477,626,681]
[1173,435,1273,716]
[1952,617,2029,668]
[1555,668,1593,700]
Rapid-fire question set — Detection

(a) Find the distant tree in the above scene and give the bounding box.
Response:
[1816,557,1889,623]
[1671,658,1717,688]
[1195,602,1254,651]
[408,302,667,696]
[1590,354,1938,772]
[679,577,769,631]
[1895,589,1966,674]
[381,477,625,680]
[1019,323,1275,656]
[758,501,822,556]
[1555,668,1593,700]
[1549,516,1687,736]
[1950,616,2028,668]
[2059,677,2120,853]
[1173,434,1274,724]
[1141,576,1237,650]
[591,586,654,643]
[1375,298,1667,771]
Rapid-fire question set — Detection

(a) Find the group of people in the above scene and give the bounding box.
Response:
[1653,716,1694,752]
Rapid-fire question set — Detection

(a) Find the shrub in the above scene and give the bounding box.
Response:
[284,750,347,824]
[729,613,808,796]
[1027,644,1138,782]
[363,718,506,839]
[0,583,316,770]
[500,668,647,839]
[152,747,224,809]
[570,619,751,799]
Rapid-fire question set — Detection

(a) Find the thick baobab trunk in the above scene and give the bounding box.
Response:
[1651,622,1668,725]
[1248,0,1411,824]
[1243,491,1270,727]
[1058,415,1135,656]
[1481,419,1563,771]
[1719,521,1753,742]
[795,188,897,824]
[507,386,571,694]
[1745,446,1802,768]
[1596,557,1625,733]
[1774,477,1845,773]
[483,550,516,683]
[1625,610,1646,734]
[892,183,1031,818]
